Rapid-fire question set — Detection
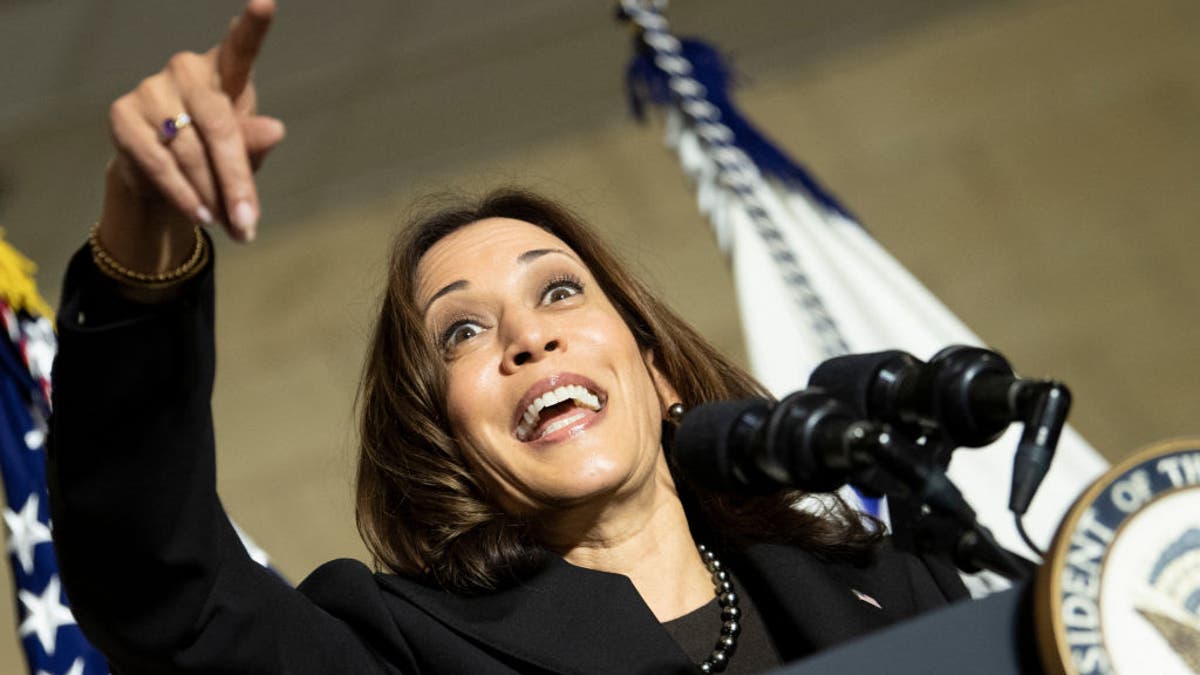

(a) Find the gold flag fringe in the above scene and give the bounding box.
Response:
[0,228,54,322]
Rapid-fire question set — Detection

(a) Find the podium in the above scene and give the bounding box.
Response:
[770,583,1045,675]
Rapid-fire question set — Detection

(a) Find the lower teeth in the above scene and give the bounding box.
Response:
[536,411,588,439]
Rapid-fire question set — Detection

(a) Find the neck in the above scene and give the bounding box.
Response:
[538,457,714,622]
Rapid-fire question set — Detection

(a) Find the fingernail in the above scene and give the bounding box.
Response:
[196,206,214,225]
[233,200,257,232]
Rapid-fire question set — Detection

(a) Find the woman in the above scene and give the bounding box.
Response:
[48,1,966,673]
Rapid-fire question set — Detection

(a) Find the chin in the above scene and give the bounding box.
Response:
[532,454,654,512]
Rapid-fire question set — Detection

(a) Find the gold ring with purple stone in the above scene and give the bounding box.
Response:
[159,113,192,143]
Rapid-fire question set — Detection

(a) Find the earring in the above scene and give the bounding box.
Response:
[666,402,685,424]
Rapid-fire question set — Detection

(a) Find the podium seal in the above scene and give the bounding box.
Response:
[1036,438,1200,675]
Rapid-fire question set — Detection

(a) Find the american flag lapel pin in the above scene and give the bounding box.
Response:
[851,588,882,609]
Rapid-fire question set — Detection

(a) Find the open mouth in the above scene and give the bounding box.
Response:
[515,382,607,442]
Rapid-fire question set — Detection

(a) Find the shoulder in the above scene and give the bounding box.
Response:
[299,558,448,620]
[297,559,433,671]
[298,559,401,632]
[300,558,387,596]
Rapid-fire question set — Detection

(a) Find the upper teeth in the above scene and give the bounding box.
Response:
[516,384,603,441]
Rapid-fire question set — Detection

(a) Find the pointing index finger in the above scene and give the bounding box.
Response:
[216,0,276,98]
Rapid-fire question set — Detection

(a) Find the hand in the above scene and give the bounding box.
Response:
[98,0,284,274]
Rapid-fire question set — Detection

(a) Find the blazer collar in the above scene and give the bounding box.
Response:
[378,556,696,675]
[378,543,907,671]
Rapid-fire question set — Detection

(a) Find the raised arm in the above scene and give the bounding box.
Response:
[47,3,412,672]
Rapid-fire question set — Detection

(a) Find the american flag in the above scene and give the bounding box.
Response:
[0,232,107,675]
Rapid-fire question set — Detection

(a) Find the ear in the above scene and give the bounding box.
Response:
[643,348,682,417]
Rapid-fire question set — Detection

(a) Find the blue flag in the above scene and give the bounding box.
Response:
[1,298,108,675]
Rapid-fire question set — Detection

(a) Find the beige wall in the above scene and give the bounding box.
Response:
[2,0,1198,669]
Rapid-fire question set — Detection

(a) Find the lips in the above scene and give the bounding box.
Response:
[513,374,608,443]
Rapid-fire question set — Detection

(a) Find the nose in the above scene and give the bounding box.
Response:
[512,339,559,367]
[502,310,562,370]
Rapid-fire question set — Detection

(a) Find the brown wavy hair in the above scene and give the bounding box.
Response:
[356,188,881,593]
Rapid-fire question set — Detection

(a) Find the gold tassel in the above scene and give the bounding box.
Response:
[0,228,54,322]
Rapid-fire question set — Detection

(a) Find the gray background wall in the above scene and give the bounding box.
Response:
[1,0,1197,670]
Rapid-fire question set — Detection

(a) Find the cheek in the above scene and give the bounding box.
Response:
[575,310,642,363]
[578,315,663,440]
[444,368,517,497]
[444,355,505,447]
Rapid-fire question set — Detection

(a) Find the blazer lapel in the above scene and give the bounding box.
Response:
[378,557,695,675]
[730,542,906,662]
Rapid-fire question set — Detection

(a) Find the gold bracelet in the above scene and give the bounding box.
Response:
[89,223,209,288]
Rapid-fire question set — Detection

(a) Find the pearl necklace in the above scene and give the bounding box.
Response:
[697,544,740,673]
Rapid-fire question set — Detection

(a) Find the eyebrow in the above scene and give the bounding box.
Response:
[422,248,574,313]
[517,248,567,264]
[423,280,468,313]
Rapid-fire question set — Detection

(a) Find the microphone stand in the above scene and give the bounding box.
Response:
[838,422,1036,582]
[911,512,1038,581]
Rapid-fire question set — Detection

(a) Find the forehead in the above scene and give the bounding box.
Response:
[416,218,576,302]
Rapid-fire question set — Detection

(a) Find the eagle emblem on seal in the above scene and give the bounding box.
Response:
[1136,527,1200,672]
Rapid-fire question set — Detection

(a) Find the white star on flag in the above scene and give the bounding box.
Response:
[21,317,56,384]
[5,493,53,575]
[18,575,76,656]
[25,428,45,450]
[37,656,85,675]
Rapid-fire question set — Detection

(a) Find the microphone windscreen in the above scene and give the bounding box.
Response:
[808,350,911,417]
[671,399,769,493]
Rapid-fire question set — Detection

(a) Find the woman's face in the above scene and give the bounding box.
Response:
[416,218,676,515]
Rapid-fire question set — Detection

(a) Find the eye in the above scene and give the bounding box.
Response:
[441,319,486,350]
[540,275,584,305]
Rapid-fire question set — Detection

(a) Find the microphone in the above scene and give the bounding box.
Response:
[671,393,852,495]
[808,346,1071,516]
[808,346,1012,447]
[672,391,1034,579]
[671,391,977,524]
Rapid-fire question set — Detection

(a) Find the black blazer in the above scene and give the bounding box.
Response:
[48,247,966,674]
